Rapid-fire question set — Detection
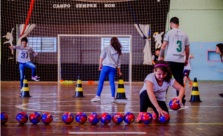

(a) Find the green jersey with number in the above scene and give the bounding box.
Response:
[163,28,190,63]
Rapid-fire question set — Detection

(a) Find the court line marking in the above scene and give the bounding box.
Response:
[68,132,147,135]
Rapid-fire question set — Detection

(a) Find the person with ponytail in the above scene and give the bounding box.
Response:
[137,60,185,122]
[91,37,122,103]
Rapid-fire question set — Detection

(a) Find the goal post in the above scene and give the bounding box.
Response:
[57,34,132,84]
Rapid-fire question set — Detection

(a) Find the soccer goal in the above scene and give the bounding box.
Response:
[57,34,132,83]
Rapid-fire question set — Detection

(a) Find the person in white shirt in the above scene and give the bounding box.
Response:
[136,60,185,123]
[91,37,122,103]
[9,37,40,96]
[158,17,190,105]
[183,54,194,87]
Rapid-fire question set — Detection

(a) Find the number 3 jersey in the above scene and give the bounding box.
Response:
[163,28,190,63]
[16,45,35,63]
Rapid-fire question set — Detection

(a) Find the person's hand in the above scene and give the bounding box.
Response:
[33,52,38,57]
[118,72,122,77]
[8,46,14,50]
[175,96,182,105]
[98,64,102,71]
[156,107,168,117]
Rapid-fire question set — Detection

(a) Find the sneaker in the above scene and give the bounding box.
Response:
[91,96,101,102]
[111,98,116,103]
[31,76,40,81]
[136,112,144,123]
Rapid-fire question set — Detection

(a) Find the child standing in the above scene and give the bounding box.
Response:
[137,60,185,122]
[9,37,40,96]
[91,37,122,103]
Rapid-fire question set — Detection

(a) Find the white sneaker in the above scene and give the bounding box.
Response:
[111,98,116,103]
[91,96,100,102]
[31,76,40,81]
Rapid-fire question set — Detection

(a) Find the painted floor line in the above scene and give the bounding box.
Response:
[68,132,147,135]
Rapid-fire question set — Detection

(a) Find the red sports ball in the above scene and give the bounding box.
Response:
[112,112,123,124]
[42,112,53,125]
[123,112,135,124]
[169,98,181,110]
[88,112,100,125]
[1,112,8,124]
[16,112,28,124]
[75,112,87,124]
[29,112,41,124]
[141,112,152,124]
[159,113,170,123]
[62,112,74,124]
[100,112,112,125]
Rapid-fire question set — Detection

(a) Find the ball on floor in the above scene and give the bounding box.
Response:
[16,112,28,124]
[42,112,53,125]
[62,112,74,124]
[75,112,87,124]
[88,112,100,125]
[1,112,8,125]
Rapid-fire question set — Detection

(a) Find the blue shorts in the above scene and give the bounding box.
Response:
[183,70,190,77]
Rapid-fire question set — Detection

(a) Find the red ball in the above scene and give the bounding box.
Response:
[123,112,135,124]
[29,112,41,124]
[141,112,152,124]
[159,113,170,123]
[169,98,181,110]
[42,112,53,125]
[101,112,112,125]
[1,112,8,124]
[75,112,87,124]
[112,112,123,124]
[88,112,100,125]
[62,112,74,124]
[16,112,28,124]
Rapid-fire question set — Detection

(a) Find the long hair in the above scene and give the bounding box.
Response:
[154,60,172,83]
[216,43,223,62]
[110,37,122,55]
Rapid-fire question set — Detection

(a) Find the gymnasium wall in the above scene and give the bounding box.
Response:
[166,0,223,81]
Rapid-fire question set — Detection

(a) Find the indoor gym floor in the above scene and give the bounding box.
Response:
[1,81,223,136]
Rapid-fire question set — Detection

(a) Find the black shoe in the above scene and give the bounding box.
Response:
[218,93,223,97]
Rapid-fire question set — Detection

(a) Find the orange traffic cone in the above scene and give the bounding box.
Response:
[189,78,202,102]
[21,76,31,97]
[74,76,84,97]
[116,76,127,99]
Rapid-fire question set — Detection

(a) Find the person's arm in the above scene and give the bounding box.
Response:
[172,80,185,104]
[30,48,38,57]
[158,41,168,60]
[117,56,122,76]
[98,58,103,71]
[184,46,190,66]
[146,81,168,117]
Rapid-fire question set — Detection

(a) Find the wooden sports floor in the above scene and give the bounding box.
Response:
[1,81,223,136]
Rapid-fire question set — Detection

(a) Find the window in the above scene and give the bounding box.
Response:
[207,50,221,62]
[27,37,57,52]
[101,37,130,53]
